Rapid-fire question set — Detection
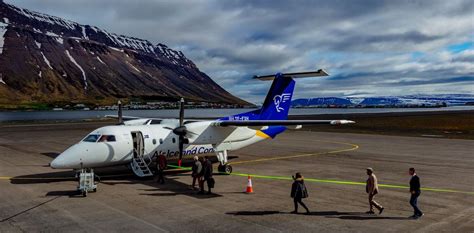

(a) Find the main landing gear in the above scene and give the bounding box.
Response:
[216,150,232,175]
[218,164,233,174]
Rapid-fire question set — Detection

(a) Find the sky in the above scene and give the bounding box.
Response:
[8,0,474,103]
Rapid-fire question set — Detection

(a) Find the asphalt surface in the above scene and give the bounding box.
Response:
[0,122,473,232]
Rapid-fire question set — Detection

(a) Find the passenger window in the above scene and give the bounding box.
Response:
[159,139,163,144]
[99,135,116,142]
[152,139,157,145]
[83,134,100,142]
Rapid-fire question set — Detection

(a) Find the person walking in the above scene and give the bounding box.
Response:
[409,167,423,219]
[290,172,310,214]
[366,168,384,214]
[191,156,202,190]
[202,156,214,194]
[156,152,167,184]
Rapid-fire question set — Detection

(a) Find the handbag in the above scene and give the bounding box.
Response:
[208,178,215,188]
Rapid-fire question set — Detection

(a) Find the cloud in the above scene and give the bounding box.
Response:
[7,0,474,103]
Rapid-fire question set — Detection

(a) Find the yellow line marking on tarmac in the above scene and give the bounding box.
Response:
[229,140,359,165]
[229,172,474,195]
[2,140,472,195]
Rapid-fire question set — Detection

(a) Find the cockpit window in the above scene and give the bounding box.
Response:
[98,135,116,142]
[83,134,100,142]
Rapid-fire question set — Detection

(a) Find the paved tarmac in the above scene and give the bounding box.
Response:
[0,122,473,232]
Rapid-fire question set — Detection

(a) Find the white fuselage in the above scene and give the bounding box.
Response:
[50,121,267,169]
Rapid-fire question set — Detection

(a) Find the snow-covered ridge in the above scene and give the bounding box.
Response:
[4,2,192,66]
[8,3,78,30]
[292,94,474,107]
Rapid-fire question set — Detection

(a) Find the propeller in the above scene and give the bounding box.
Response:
[177,98,185,167]
[163,98,195,167]
[117,100,123,125]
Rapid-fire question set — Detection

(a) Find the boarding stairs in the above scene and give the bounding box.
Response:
[130,149,153,177]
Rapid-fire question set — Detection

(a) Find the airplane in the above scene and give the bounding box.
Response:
[50,69,355,182]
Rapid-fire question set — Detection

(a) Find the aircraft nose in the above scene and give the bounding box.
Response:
[50,154,67,169]
[51,144,82,169]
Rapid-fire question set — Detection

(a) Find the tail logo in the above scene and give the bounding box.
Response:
[273,93,291,112]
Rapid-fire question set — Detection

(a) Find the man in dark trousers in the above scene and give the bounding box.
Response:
[202,156,214,194]
[156,152,167,184]
[409,167,423,219]
[290,172,310,214]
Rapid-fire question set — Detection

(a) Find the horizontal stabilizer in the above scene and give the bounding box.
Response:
[253,69,329,81]
[211,119,355,127]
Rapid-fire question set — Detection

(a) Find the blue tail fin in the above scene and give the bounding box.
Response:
[258,73,295,120]
[223,73,295,121]
[221,70,328,138]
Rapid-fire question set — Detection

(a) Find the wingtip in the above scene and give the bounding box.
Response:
[331,120,356,125]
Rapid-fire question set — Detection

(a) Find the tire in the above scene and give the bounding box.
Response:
[218,165,225,173]
[224,165,232,174]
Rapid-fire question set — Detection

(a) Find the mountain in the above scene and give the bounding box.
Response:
[292,94,474,107]
[0,1,247,106]
[292,97,352,107]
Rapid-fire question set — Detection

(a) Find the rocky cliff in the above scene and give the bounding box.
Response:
[0,2,247,106]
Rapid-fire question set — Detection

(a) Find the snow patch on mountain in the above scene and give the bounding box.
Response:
[81,26,88,40]
[127,62,141,73]
[109,46,124,53]
[96,56,106,65]
[0,22,8,55]
[45,31,64,44]
[41,52,53,69]
[3,17,9,24]
[34,40,41,49]
[65,50,87,90]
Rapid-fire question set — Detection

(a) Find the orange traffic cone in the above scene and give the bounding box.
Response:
[245,175,253,193]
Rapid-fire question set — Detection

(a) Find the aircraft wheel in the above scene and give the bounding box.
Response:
[224,165,232,174]
[218,164,232,174]
[82,190,87,197]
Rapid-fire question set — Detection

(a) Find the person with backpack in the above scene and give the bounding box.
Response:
[290,172,310,214]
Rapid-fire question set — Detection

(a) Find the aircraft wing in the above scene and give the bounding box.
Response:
[210,120,355,127]
[105,115,149,121]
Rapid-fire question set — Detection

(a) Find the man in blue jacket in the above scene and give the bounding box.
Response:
[409,167,423,219]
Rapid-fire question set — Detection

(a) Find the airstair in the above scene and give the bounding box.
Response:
[130,131,154,177]
[131,149,153,177]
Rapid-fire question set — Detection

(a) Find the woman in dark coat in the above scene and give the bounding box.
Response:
[291,172,310,214]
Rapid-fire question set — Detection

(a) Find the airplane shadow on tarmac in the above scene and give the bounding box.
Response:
[41,152,60,159]
[227,211,408,220]
[10,159,226,199]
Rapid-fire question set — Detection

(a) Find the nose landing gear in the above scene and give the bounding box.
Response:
[77,168,97,197]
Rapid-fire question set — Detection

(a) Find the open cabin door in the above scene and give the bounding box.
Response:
[131,131,144,158]
[130,131,153,177]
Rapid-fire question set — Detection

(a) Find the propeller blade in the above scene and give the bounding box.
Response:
[179,98,184,127]
[118,100,123,124]
[178,135,184,167]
